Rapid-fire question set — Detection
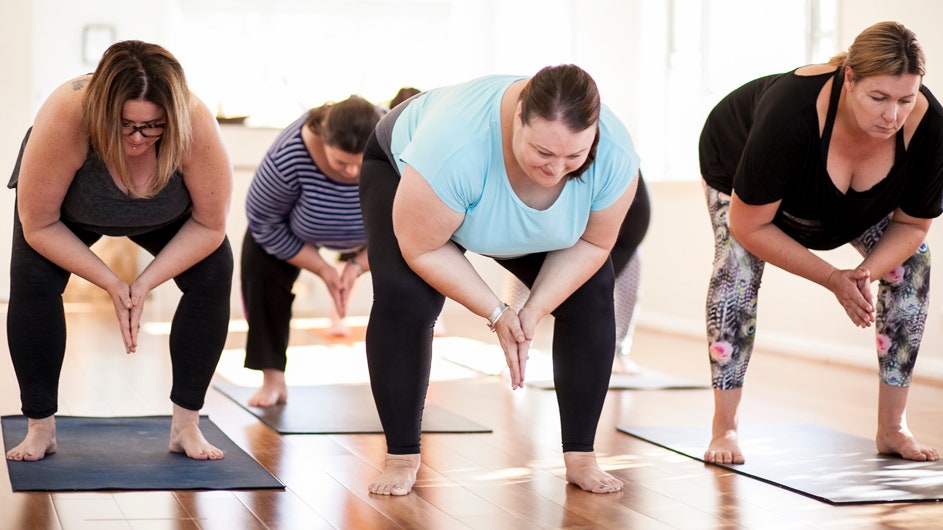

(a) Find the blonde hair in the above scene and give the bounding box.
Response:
[828,21,925,82]
[83,40,192,198]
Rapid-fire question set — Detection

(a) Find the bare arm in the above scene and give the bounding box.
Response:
[18,77,122,291]
[392,165,501,318]
[727,192,927,327]
[728,193,837,285]
[858,208,931,279]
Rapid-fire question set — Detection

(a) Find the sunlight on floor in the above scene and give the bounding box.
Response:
[212,335,525,387]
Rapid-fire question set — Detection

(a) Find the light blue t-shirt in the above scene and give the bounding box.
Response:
[390,74,640,258]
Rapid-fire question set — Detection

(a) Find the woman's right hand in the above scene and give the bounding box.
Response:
[826,268,874,328]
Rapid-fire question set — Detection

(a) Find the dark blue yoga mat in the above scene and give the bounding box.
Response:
[619,423,943,505]
[1,415,284,492]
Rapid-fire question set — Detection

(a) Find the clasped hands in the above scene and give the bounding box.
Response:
[107,278,149,354]
[316,259,361,321]
[491,305,538,390]
[826,267,874,328]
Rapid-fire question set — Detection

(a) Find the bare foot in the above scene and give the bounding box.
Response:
[169,405,224,460]
[369,453,420,495]
[877,427,939,461]
[248,369,287,407]
[5,416,57,461]
[704,429,744,464]
[563,451,623,493]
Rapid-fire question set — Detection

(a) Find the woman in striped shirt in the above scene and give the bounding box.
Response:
[241,96,383,407]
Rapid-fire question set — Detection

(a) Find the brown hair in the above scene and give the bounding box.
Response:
[390,86,421,109]
[518,64,601,180]
[83,40,192,198]
[304,95,382,154]
[828,21,925,82]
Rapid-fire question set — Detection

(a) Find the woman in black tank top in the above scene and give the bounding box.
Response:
[5,40,234,463]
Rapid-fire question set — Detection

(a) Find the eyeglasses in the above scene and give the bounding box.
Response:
[122,123,165,138]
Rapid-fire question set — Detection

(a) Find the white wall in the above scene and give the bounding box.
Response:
[0,2,33,299]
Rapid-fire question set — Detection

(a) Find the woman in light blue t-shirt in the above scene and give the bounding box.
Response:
[359,64,641,496]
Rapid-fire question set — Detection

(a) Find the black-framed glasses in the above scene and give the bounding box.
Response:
[122,123,165,138]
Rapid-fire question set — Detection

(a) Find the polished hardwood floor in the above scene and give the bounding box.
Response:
[2,301,943,529]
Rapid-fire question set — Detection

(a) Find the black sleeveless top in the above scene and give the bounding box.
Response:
[9,128,192,237]
[699,68,943,250]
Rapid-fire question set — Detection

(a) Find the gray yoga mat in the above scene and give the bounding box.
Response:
[214,382,492,434]
[619,423,943,505]
[1,415,283,492]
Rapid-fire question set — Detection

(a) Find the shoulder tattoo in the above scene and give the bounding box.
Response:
[71,77,90,91]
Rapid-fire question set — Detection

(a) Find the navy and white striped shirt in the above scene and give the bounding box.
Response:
[246,115,365,260]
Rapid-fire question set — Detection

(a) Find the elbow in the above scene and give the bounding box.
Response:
[19,217,53,251]
[397,241,421,269]
[726,208,752,245]
[728,221,746,243]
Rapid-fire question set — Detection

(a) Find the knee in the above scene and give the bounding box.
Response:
[555,268,613,320]
[907,243,930,277]
[372,280,442,327]
[180,241,234,294]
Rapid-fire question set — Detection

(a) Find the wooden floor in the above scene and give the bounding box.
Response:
[3,302,943,529]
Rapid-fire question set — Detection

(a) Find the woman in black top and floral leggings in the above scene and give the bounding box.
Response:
[699,21,943,466]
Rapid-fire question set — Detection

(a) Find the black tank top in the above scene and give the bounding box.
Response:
[9,127,192,237]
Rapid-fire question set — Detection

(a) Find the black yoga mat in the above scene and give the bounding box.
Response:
[619,423,943,505]
[1,415,283,492]
[214,382,492,434]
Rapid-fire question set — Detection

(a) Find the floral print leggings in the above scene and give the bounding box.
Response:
[704,185,930,390]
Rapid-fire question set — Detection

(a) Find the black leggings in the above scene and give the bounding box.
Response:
[7,203,233,418]
[359,134,615,454]
[240,229,301,371]
[611,171,650,274]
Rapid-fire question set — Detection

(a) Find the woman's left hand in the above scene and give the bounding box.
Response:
[826,267,874,327]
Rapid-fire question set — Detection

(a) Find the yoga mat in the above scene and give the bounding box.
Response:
[214,382,492,434]
[528,370,709,391]
[619,423,943,505]
[1,415,283,492]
